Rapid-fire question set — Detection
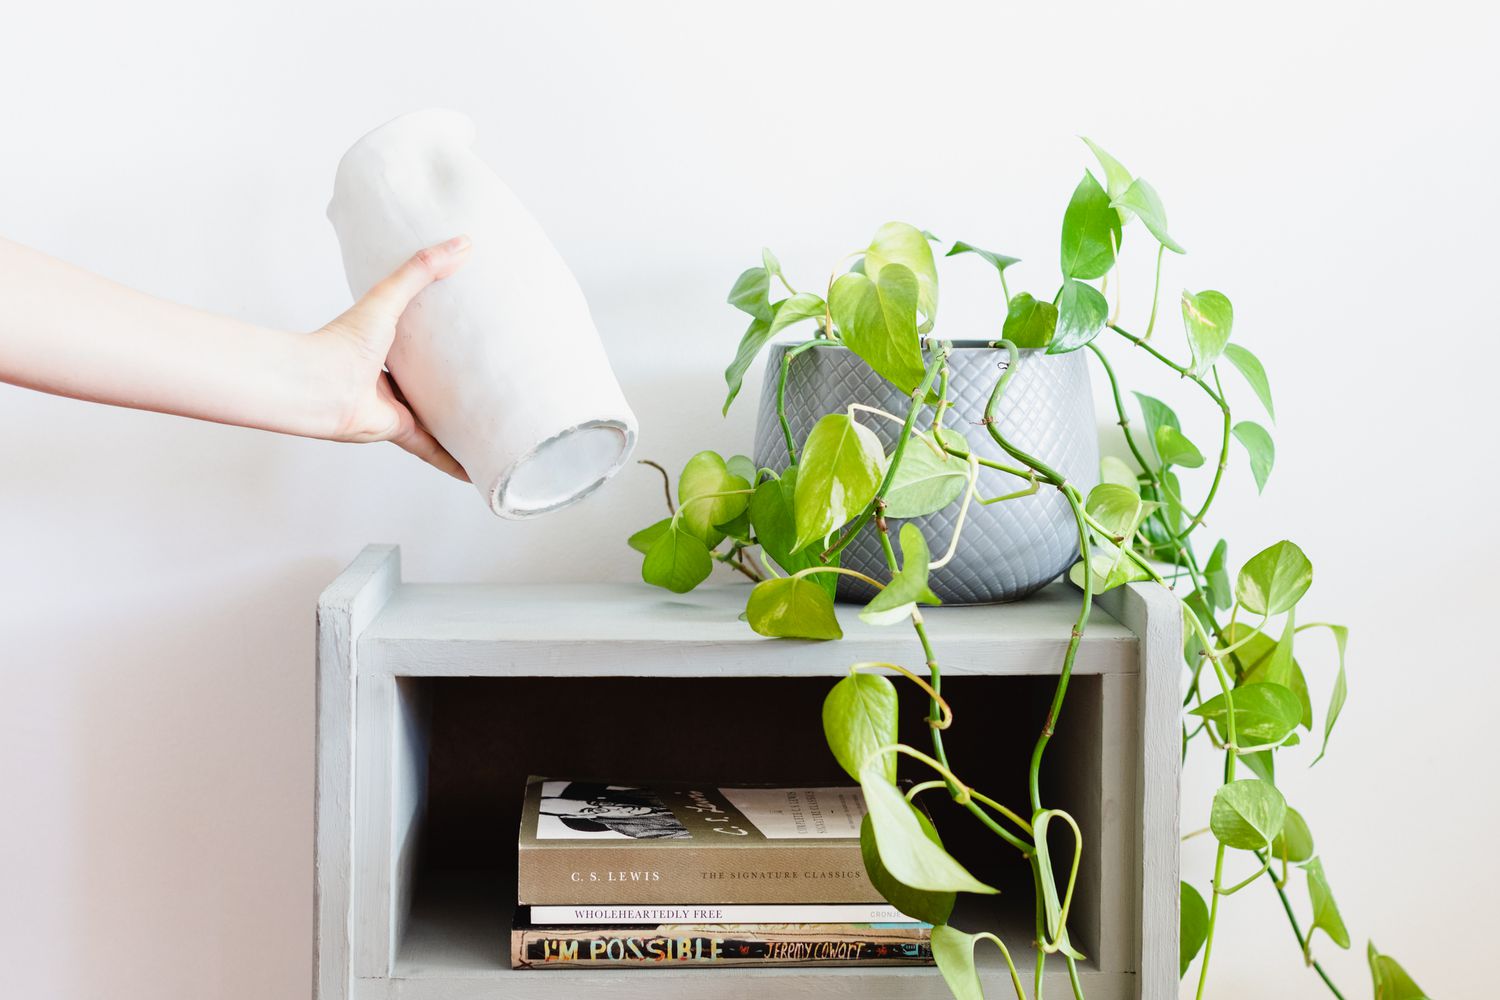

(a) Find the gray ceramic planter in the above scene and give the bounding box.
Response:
[752,341,1099,605]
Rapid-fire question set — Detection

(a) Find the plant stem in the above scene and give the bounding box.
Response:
[947,447,1035,481]
[1194,646,1240,1000]
[792,565,887,589]
[1256,849,1349,999]
[1026,486,1093,809]
[1145,243,1164,340]
[1185,368,1232,531]
[821,345,953,562]
[637,459,676,514]
[712,546,762,583]
[1090,327,1338,1000]
[979,340,1090,1000]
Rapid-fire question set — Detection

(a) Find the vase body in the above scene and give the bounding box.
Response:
[752,342,1099,604]
[327,109,637,518]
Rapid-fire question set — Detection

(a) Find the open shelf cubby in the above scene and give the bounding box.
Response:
[315,545,1181,1000]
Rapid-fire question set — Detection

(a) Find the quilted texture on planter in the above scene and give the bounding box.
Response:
[752,342,1099,604]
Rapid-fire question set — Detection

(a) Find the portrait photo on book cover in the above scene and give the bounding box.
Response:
[537,781,690,840]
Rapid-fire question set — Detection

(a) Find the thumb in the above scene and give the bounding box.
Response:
[348,234,472,333]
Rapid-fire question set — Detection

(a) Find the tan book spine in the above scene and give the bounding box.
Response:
[516,842,880,903]
[511,924,933,969]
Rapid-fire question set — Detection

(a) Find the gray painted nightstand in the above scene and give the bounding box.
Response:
[315,544,1181,999]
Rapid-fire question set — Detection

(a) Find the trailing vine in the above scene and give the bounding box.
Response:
[626,140,1430,999]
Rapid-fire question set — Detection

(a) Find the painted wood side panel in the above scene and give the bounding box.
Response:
[1097,670,1141,974]
[315,545,402,1000]
[352,673,396,977]
[1099,582,1182,1000]
[390,679,430,971]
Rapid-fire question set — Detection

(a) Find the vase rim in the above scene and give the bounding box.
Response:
[773,338,1058,353]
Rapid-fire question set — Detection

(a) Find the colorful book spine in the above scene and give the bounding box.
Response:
[510,923,933,969]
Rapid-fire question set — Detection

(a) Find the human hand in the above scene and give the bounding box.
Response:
[311,235,473,480]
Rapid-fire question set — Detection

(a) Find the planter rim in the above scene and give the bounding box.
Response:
[773,338,1063,354]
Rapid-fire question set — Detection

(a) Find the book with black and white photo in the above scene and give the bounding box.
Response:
[516,777,886,905]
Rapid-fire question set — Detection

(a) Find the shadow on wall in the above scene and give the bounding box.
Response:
[61,557,337,999]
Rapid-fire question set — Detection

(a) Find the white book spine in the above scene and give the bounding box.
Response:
[529,903,921,925]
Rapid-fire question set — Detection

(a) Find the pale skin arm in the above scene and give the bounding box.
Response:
[0,234,473,479]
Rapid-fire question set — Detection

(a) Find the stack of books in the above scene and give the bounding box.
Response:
[511,777,934,969]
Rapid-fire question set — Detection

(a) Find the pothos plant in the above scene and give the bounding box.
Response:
[627,140,1430,1000]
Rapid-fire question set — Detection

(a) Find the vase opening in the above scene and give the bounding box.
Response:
[491,421,635,519]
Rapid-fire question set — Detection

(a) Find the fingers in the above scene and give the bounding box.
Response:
[391,418,470,482]
[372,376,468,481]
[357,234,472,324]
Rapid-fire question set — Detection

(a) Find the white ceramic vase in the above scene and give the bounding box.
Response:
[327,110,637,518]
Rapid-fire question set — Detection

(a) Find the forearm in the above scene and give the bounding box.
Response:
[0,238,340,436]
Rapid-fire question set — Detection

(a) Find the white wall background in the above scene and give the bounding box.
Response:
[1,2,1493,997]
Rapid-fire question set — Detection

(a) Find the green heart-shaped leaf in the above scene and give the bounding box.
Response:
[1099,455,1140,491]
[1205,540,1232,611]
[863,221,940,326]
[722,293,827,414]
[722,313,772,415]
[727,266,772,321]
[931,924,985,1000]
[946,240,1021,276]
[627,518,672,555]
[1368,942,1431,999]
[1210,778,1286,851]
[1081,137,1133,206]
[860,759,996,894]
[860,812,955,925]
[1227,621,1313,731]
[678,451,751,546]
[745,576,842,641]
[1050,278,1110,354]
[1223,343,1275,420]
[830,265,926,394]
[1302,857,1351,950]
[1309,624,1349,765]
[860,524,941,626]
[883,428,971,519]
[1236,539,1313,616]
[1180,881,1210,977]
[823,672,899,782]
[1002,292,1059,348]
[793,413,886,551]
[761,247,784,285]
[726,454,757,485]
[1256,609,1303,711]
[641,524,713,594]
[1155,425,1205,469]
[1133,391,1184,470]
[1232,420,1275,493]
[1069,538,1151,594]
[1190,683,1302,746]
[767,292,827,337]
[1272,806,1315,864]
[748,469,836,599]
[1086,482,1147,539]
[1113,177,1185,254]
[1181,289,1234,377]
[1060,170,1123,280]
